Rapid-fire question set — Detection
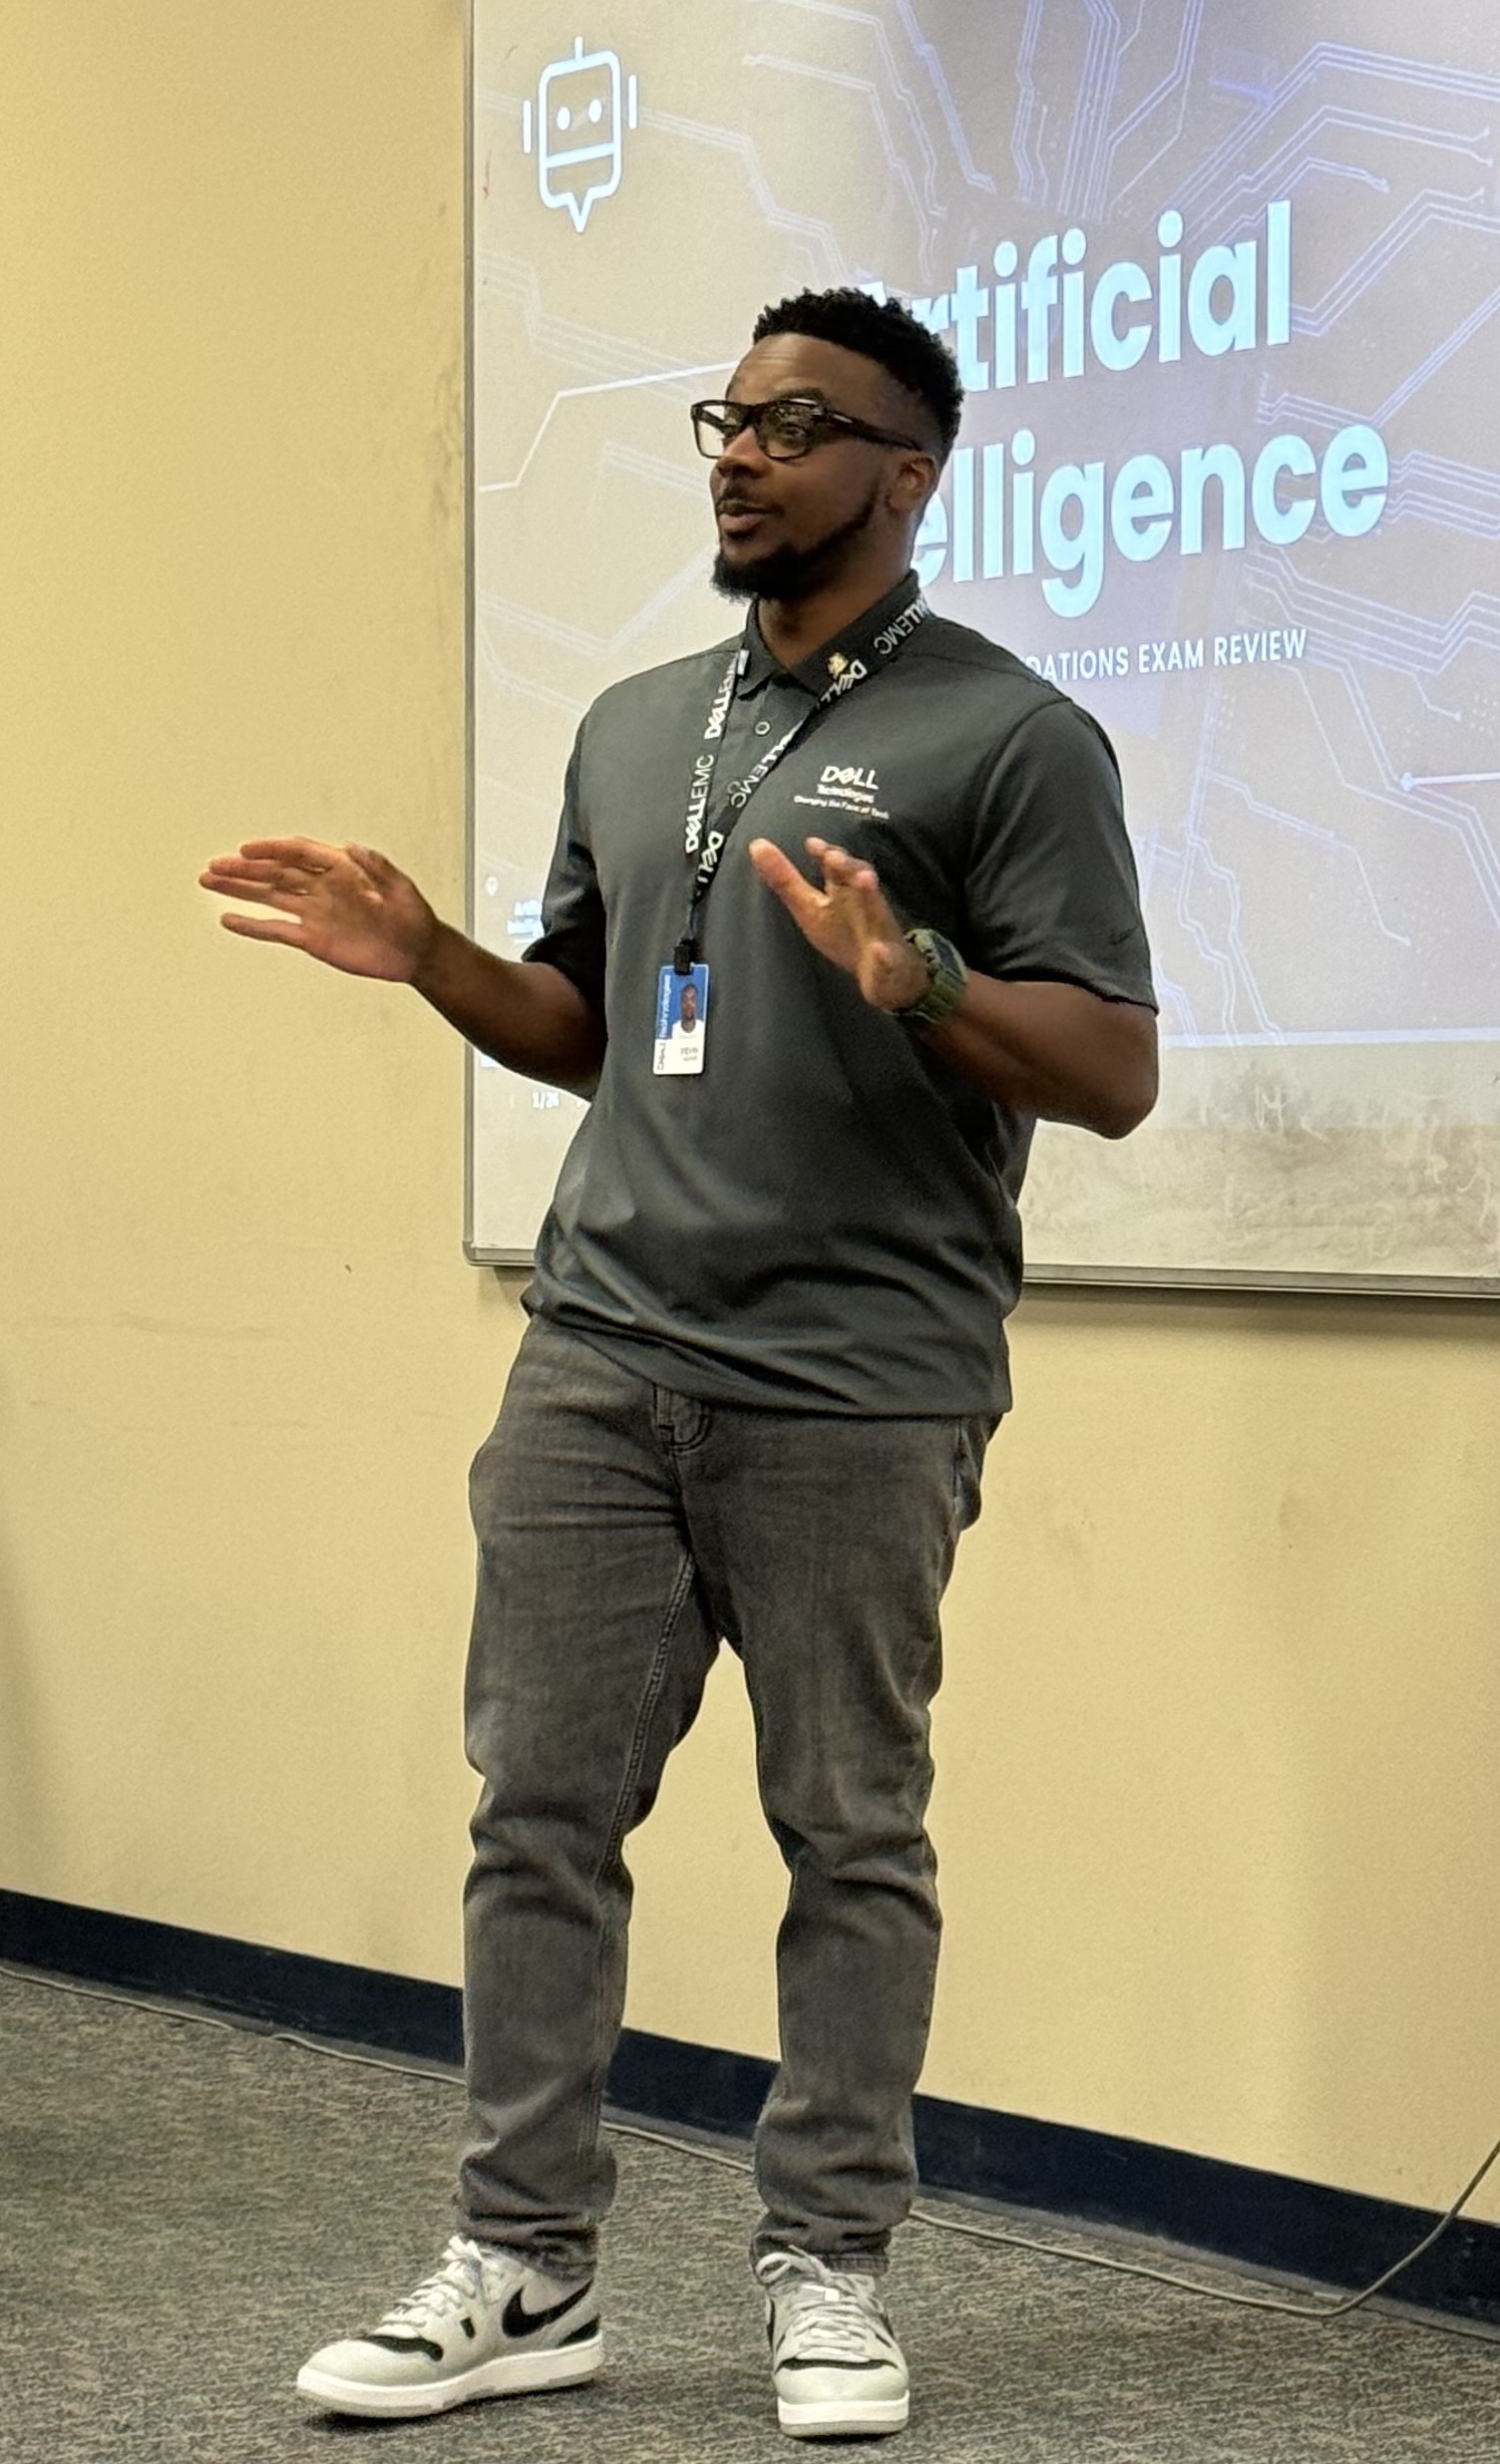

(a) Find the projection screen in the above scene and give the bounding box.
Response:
[467,0,1500,1291]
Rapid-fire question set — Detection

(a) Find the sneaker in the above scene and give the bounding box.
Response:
[295,2234,600,2418]
[756,2249,910,2439]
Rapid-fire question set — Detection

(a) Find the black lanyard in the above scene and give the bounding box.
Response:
[673,585,930,971]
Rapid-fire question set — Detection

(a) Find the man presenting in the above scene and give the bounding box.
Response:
[201,287,1157,2441]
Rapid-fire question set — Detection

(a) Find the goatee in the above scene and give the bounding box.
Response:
[711,489,881,605]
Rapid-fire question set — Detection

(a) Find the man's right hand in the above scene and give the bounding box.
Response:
[200,833,606,1091]
[198,838,438,984]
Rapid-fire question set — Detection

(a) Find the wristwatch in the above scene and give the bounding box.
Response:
[894,926,969,1025]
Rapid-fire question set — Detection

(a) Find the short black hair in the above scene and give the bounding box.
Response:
[751,286,964,463]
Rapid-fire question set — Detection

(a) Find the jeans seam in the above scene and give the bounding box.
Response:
[574,1543,700,2179]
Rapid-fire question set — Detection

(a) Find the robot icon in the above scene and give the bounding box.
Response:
[522,37,640,234]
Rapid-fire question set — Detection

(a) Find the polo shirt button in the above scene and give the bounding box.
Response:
[754,719,772,735]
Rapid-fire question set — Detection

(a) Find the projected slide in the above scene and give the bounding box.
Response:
[470,1,1500,1287]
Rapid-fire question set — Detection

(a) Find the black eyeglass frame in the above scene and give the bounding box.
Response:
[690,394,926,462]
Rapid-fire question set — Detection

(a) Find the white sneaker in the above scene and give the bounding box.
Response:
[756,2250,910,2439]
[296,2234,601,2418]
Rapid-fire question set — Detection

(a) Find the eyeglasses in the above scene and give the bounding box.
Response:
[690,395,924,463]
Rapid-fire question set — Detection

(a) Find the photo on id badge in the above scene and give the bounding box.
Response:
[654,963,709,1075]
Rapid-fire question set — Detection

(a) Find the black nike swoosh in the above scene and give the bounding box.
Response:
[502,2279,594,2341]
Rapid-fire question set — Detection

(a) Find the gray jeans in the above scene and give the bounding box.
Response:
[456,1314,993,2280]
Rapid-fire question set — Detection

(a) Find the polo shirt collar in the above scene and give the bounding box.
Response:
[735,568,923,700]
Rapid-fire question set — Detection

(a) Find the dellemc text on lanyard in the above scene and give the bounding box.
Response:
[673,587,930,974]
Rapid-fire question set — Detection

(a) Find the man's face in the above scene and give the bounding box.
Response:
[679,984,698,1027]
[709,334,930,604]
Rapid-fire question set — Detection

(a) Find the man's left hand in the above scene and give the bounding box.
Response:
[747,836,930,1013]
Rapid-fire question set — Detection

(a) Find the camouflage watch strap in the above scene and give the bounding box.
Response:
[895,926,969,1024]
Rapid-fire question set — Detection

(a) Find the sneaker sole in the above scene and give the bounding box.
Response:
[777,2389,910,2438]
[296,2330,602,2419]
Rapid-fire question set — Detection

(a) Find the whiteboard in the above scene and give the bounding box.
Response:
[467,0,1500,1293]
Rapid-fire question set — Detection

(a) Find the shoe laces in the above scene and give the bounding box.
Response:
[755,2250,892,2364]
[376,2236,513,2334]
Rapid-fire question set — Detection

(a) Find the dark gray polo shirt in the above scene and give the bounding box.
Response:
[522,569,1155,1416]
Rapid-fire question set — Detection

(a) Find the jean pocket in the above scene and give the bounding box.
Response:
[949,1412,998,1542]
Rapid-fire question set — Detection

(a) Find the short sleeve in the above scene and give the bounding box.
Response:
[521,729,607,1011]
[964,699,1157,1008]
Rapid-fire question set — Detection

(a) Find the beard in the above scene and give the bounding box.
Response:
[711,483,882,604]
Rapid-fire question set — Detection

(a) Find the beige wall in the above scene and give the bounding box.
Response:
[3,2,1496,2231]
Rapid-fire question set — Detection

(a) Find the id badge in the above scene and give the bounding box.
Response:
[654,962,709,1074]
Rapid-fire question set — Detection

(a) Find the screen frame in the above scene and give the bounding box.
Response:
[461,0,1499,1301]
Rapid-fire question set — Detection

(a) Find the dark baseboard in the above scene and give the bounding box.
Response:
[3,1889,1496,2325]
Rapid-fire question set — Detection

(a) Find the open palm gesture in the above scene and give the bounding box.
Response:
[747,836,928,1012]
[198,838,437,983]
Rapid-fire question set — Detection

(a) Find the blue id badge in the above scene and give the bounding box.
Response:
[654,963,709,1074]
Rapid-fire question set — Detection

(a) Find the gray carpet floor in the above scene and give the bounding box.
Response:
[2,1968,1496,2462]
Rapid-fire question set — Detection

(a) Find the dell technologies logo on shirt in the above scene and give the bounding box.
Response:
[794,759,891,822]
